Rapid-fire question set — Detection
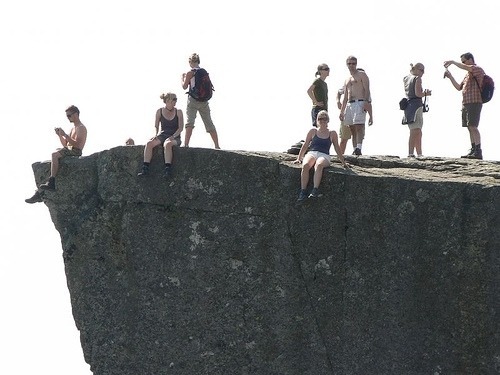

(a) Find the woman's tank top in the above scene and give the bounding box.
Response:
[310,133,332,154]
[159,109,179,138]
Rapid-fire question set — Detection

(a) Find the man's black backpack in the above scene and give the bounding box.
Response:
[188,68,214,102]
[474,74,495,103]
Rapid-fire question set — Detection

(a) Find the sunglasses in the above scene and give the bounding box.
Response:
[320,67,330,71]
[318,117,329,121]
[347,62,356,65]
[171,98,178,101]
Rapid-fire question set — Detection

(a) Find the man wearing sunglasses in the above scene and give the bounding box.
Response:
[444,52,485,160]
[339,56,371,156]
[25,105,87,203]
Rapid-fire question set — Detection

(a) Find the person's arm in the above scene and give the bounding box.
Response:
[361,73,371,111]
[59,126,87,149]
[339,83,348,120]
[307,83,322,107]
[414,77,431,98]
[182,70,195,90]
[330,131,349,168]
[154,109,161,135]
[293,129,314,163]
[444,70,463,91]
[54,128,67,147]
[444,60,473,72]
[336,90,343,110]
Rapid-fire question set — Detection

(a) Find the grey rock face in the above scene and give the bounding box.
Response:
[31,148,500,375]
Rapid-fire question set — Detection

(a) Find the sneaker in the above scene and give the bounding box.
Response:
[39,177,55,191]
[407,154,415,158]
[297,189,307,202]
[308,188,322,198]
[25,191,43,204]
[137,165,149,176]
[164,166,172,178]
[352,148,362,156]
[461,148,475,158]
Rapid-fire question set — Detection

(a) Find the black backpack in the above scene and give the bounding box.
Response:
[188,68,214,102]
[474,74,495,103]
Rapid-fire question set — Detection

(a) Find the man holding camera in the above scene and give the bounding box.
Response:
[444,52,485,160]
[25,105,87,203]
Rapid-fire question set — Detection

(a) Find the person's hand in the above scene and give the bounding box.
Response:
[339,112,345,121]
[443,60,453,68]
[443,70,451,79]
[368,118,373,126]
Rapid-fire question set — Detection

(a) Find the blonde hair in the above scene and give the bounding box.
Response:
[160,92,177,103]
[316,110,329,121]
[189,53,200,63]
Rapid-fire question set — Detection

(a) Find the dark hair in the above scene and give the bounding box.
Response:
[66,105,79,114]
[461,52,474,63]
[346,55,357,63]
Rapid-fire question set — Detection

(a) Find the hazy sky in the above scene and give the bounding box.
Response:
[1,1,498,373]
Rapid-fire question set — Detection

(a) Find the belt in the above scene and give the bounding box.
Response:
[349,99,365,103]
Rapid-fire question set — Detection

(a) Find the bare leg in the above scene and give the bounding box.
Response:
[312,163,325,188]
[163,140,175,164]
[340,139,348,155]
[349,126,357,148]
[209,129,220,149]
[415,129,422,156]
[143,139,161,163]
[184,127,194,147]
[300,156,315,190]
[354,124,365,145]
[468,127,481,145]
[50,151,61,177]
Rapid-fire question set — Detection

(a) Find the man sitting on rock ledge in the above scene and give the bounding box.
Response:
[25,105,87,204]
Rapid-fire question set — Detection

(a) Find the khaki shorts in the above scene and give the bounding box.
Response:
[339,120,351,140]
[185,96,216,132]
[57,147,82,157]
[408,107,423,130]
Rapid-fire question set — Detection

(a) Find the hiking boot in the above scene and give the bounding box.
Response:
[353,148,362,156]
[25,191,43,204]
[297,189,307,202]
[461,147,475,158]
[39,177,55,191]
[466,149,483,160]
[164,166,172,178]
[308,188,322,198]
[137,165,149,176]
